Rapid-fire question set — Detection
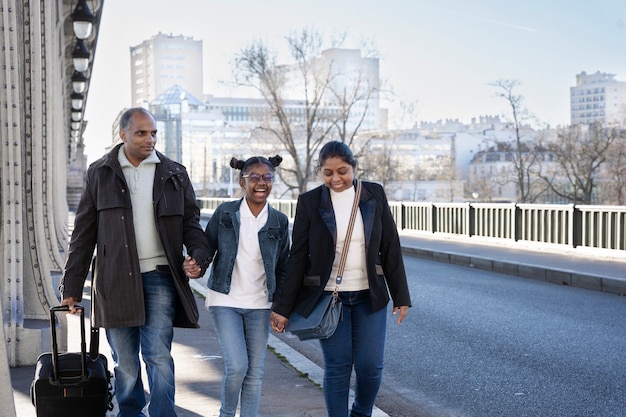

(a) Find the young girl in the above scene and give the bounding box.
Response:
[185,155,290,417]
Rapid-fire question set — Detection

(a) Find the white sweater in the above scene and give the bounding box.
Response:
[325,185,369,292]
[118,146,168,273]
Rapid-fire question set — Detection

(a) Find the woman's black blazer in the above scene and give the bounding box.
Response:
[273,180,412,318]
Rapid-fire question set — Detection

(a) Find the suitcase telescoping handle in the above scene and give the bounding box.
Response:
[49,305,88,385]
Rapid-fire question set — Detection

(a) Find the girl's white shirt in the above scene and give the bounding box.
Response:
[207,199,271,309]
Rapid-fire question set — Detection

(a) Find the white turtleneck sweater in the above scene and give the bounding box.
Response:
[324,185,369,292]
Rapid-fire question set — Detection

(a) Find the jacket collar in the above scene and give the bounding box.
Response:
[319,180,376,246]
[224,198,283,231]
[97,144,186,205]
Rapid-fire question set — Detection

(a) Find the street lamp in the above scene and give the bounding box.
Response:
[72,39,90,72]
[71,71,87,94]
[71,0,95,40]
[71,110,82,122]
[472,191,479,203]
[71,92,84,110]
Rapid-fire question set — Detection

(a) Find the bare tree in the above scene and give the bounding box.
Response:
[536,123,618,204]
[602,129,626,204]
[490,79,541,202]
[234,28,380,195]
[356,132,399,189]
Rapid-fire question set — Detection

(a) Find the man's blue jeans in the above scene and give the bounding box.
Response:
[209,306,271,417]
[319,290,387,417]
[106,270,177,417]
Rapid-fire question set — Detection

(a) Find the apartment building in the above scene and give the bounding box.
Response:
[570,71,626,126]
[130,33,204,106]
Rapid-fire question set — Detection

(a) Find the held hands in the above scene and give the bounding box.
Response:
[183,256,202,279]
[270,311,288,333]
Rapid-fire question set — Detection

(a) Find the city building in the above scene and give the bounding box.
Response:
[150,85,300,198]
[130,33,204,107]
[278,48,383,131]
[570,71,626,126]
[356,130,465,202]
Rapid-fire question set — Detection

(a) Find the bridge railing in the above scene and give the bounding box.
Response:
[197,198,626,254]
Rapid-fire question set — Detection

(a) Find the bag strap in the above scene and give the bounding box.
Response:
[335,180,362,288]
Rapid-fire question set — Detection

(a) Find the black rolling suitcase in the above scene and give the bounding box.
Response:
[30,305,113,417]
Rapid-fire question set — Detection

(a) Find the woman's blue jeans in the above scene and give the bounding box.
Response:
[319,290,387,417]
[106,270,177,417]
[209,306,271,417]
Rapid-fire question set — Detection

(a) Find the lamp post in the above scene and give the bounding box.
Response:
[472,191,479,203]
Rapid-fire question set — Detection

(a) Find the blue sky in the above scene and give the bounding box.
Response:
[82,0,626,162]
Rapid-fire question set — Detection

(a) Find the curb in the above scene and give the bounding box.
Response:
[401,246,626,296]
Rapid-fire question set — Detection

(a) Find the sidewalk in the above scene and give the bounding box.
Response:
[11,289,330,417]
[11,232,625,416]
[399,231,626,296]
[11,280,386,417]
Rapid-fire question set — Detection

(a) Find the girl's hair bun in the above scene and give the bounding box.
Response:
[268,155,283,168]
[230,157,245,170]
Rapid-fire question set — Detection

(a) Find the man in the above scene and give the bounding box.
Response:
[60,107,210,417]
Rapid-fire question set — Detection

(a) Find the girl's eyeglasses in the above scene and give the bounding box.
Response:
[242,173,274,183]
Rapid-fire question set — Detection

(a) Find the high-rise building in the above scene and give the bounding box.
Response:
[570,71,626,126]
[130,33,203,106]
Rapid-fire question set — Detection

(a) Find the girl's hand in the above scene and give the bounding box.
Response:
[271,311,288,332]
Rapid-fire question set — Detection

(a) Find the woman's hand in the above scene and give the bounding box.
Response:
[270,311,288,332]
[392,306,410,325]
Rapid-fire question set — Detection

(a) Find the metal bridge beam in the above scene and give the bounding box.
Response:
[0,7,102,412]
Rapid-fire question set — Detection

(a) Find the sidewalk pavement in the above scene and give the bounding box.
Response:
[10,232,626,416]
[399,231,626,296]
[10,281,386,417]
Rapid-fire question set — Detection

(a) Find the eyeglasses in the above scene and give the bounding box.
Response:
[242,173,274,183]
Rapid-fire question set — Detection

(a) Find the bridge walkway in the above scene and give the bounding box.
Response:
[9,232,625,416]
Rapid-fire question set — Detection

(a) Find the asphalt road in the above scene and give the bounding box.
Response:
[276,255,626,417]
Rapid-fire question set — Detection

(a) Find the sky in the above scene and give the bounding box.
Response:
[81,0,626,162]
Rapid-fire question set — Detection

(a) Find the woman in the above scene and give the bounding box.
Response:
[185,155,290,417]
[271,141,412,417]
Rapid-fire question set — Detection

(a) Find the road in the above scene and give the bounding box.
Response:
[274,255,626,417]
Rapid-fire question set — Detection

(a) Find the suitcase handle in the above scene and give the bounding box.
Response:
[49,305,88,385]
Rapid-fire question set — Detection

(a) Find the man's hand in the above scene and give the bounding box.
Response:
[61,296,80,314]
[183,256,202,279]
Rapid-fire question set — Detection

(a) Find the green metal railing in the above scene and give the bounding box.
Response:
[197,198,626,253]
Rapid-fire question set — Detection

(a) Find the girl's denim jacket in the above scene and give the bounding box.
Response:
[204,198,290,301]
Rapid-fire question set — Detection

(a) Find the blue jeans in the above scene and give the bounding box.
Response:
[106,270,177,417]
[319,290,387,417]
[209,306,271,417]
